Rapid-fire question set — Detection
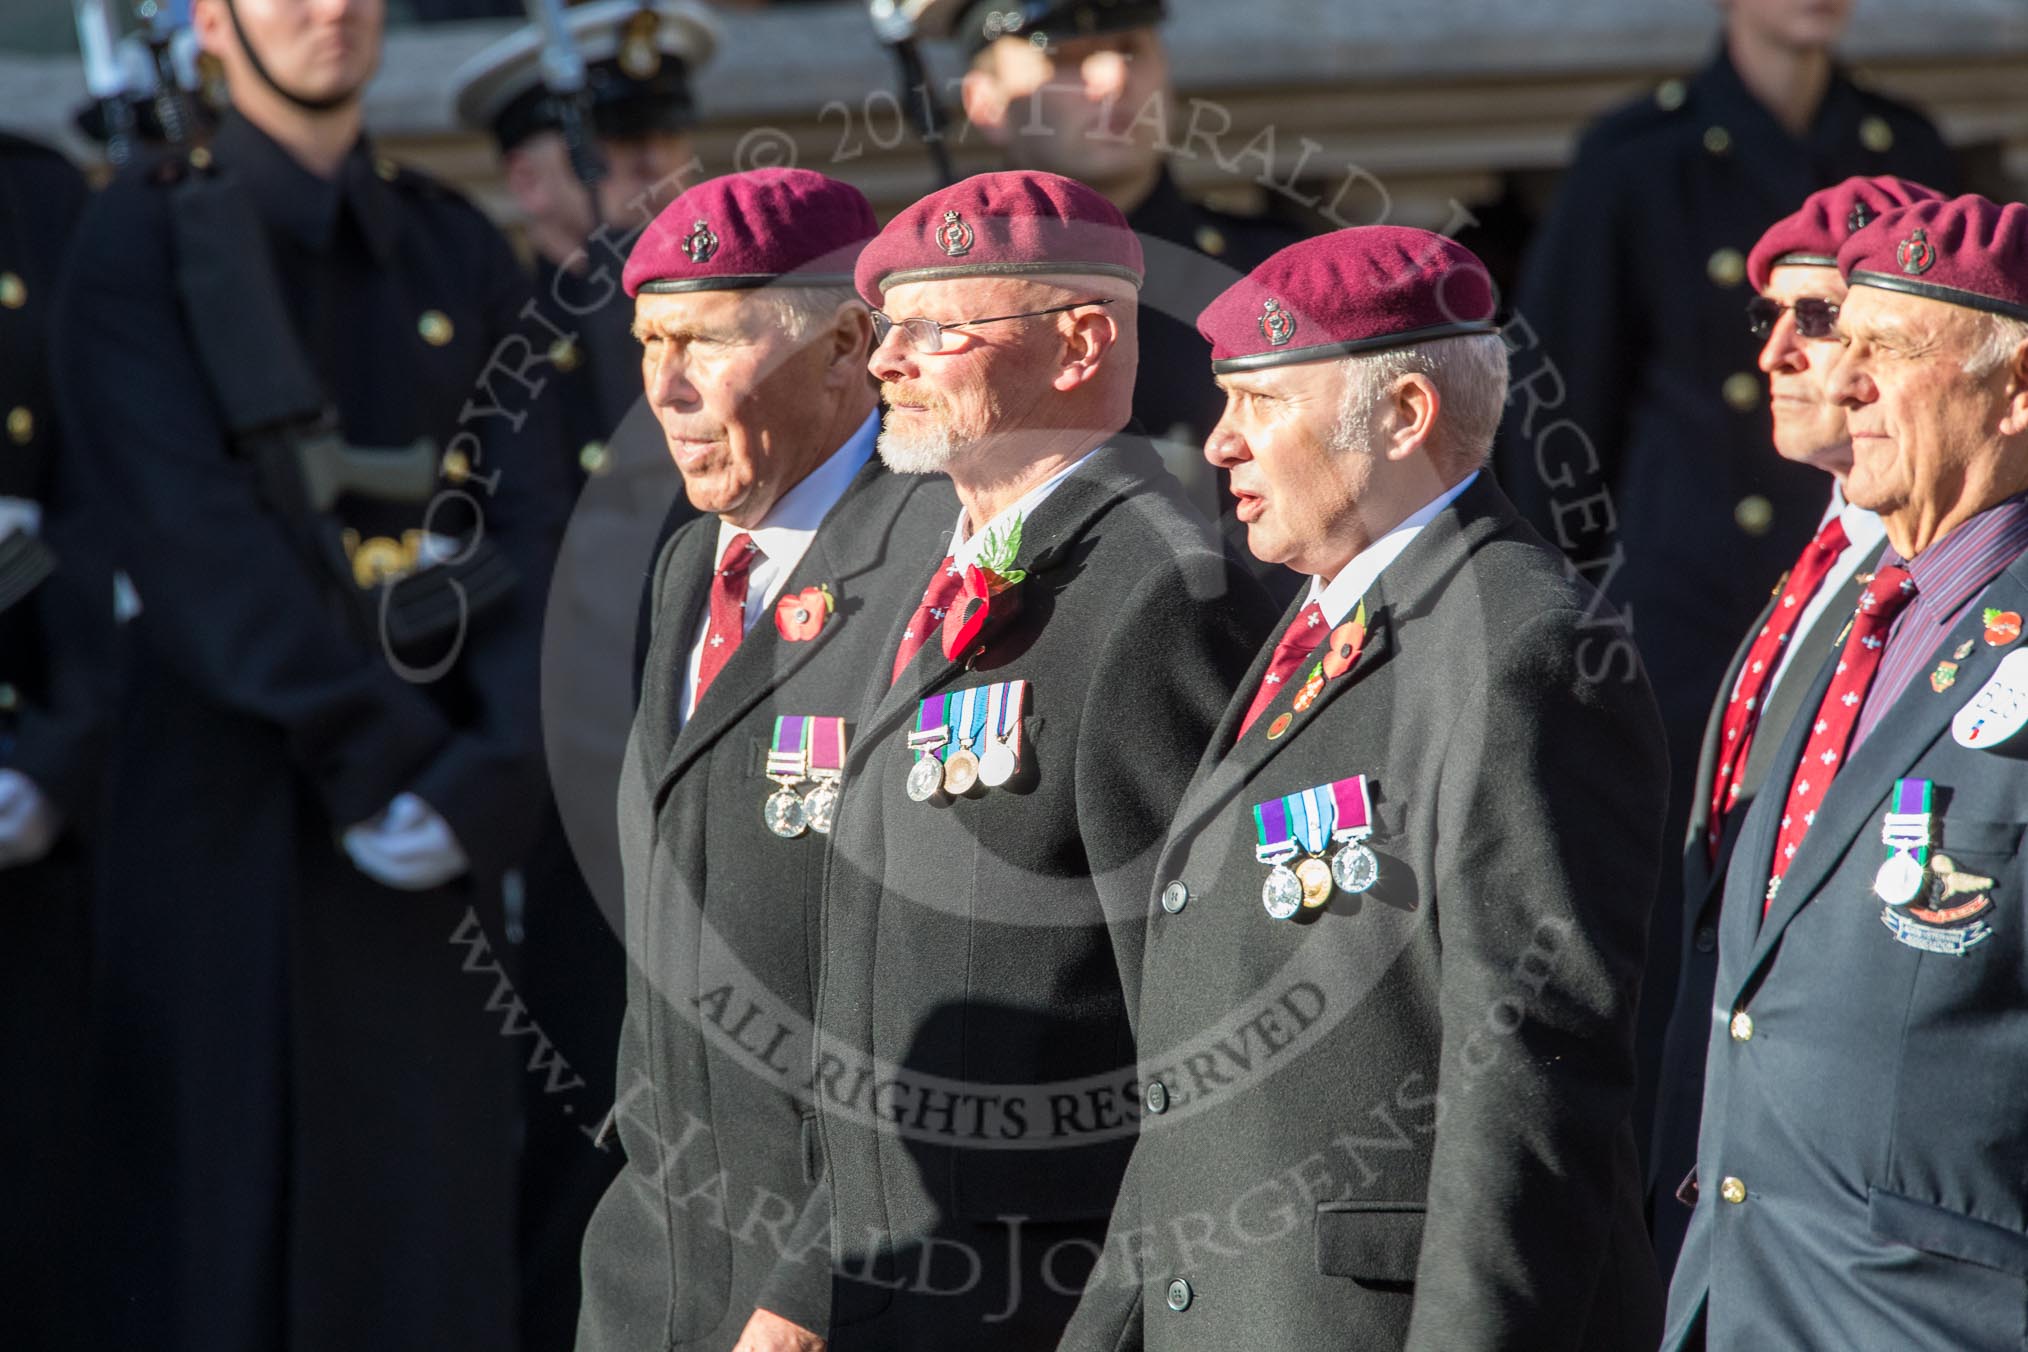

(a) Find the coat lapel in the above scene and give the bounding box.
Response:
[1744,553,2028,976]
[636,520,717,781]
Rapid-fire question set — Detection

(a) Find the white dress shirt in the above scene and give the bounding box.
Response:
[1767,483,1887,689]
[680,410,879,722]
[1306,471,1479,626]
[946,451,1096,570]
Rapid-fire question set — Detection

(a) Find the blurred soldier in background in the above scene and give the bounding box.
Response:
[453,8,719,1345]
[0,130,108,1352]
[51,0,570,1347]
[1499,0,1958,1156]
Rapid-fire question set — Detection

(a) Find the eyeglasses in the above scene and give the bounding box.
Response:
[1746,295,1840,340]
[871,299,1114,354]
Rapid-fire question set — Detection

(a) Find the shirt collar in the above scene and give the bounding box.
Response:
[715,408,878,565]
[1819,481,1888,554]
[1882,492,2028,626]
[1305,471,1479,626]
[948,450,1096,570]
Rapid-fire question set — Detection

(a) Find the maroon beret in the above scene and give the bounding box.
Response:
[1197,226,1497,374]
[1839,194,2028,323]
[1746,175,1946,292]
[623,167,877,297]
[854,170,1143,305]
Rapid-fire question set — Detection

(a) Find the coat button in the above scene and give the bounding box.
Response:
[1860,116,1895,153]
[1193,224,1228,257]
[1144,1080,1169,1115]
[1703,125,1733,156]
[1720,1175,1747,1205]
[0,271,24,309]
[1654,79,1687,111]
[1723,372,1762,413]
[441,448,471,484]
[1165,1277,1193,1311]
[549,336,582,371]
[0,683,18,712]
[1734,493,1774,536]
[418,310,454,346]
[1160,881,1189,914]
[1729,1010,1755,1041]
[1707,248,1746,288]
[579,441,611,476]
[7,406,32,445]
[1694,925,1717,953]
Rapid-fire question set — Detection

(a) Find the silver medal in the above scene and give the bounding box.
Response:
[977,737,1017,787]
[1874,850,1927,907]
[764,785,808,838]
[1261,864,1303,920]
[1331,841,1379,894]
[803,781,839,834]
[906,756,944,803]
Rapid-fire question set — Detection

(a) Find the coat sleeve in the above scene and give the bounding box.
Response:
[50,175,454,829]
[1404,606,1668,1351]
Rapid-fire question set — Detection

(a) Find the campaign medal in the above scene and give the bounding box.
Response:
[1252,797,1304,920]
[1873,778,1934,907]
[764,716,812,838]
[1287,784,1338,908]
[1328,774,1380,894]
[942,685,989,795]
[977,679,1026,787]
[801,716,847,834]
[906,694,951,803]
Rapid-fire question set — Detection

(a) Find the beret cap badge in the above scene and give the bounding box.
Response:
[1847,201,1874,235]
[1897,227,1935,276]
[682,218,719,265]
[936,209,975,258]
[1259,297,1296,347]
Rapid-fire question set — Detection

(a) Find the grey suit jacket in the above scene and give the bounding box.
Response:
[1666,546,2028,1350]
[1060,474,1670,1352]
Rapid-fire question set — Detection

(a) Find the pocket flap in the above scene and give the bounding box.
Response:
[1870,1188,2028,1277]
[1315,1202,1424,1282]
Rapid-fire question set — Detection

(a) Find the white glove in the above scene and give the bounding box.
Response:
[0,496,42,542]
[0,768,62,870]
[342,792,469,891]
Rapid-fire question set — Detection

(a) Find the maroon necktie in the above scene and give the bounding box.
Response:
[1764,564,1917,912]
[692,532,759,711]
[1236,601,1327,740]
[891,555,966,684]
[1707,516,1851,859]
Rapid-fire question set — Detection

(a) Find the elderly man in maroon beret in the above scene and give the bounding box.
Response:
[1665,194,2028,1352]
[574,167,960,1352]
[740,169,1271,1352]
[1648,173,1943,1272]
[1057,225,1670,1352]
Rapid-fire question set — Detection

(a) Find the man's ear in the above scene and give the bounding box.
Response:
[826,305,875,385]
[1999,336,2028,439]
[1051,306,1120,392]
[1383,373,1441,462]
[961,67,1015,149]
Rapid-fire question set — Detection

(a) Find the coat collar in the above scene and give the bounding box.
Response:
[211,110,402,264]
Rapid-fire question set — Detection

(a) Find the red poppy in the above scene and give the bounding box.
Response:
[941,564,1021,661]
[1321,617,1366,679]
[774,585,832,642]
[1984,609,2021,647]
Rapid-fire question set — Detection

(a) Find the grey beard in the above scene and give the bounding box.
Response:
[877,417,962,475]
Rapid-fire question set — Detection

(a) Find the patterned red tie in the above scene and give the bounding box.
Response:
[890,555,967,684]
[1706,516,1852,858]
[692,532,760,711]
[1764,564,1917,913]
[1237,602,1328,740]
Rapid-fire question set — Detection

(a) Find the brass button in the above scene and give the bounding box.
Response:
[0,682,18,712]
[1165,1277,1193,1312]
[1694,925,1717,954]
[1193,224,1228,257]
[1703,125,1733,156]
[418,310,454,346]
[1144,1080,1169,1115]
[0,271,24,309]
[1860,116,1895,154]
[578,441,610,476]
[1160,881,1189,914]
[549,336,582,372]
[1734,494,1775,537]
[441,448,472,484]
[1729,1010,1755,1041]
[187,145,213,170]
[1723,371,1762,413]
[1720,1175,1747,1205]
[6,406,32,445]
[374,155,399,182]
[1655,79,1687,112]
[1708,248,1746,288]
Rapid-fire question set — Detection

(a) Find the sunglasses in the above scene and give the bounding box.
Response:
[1746,296,1840,340]
[871,299,1113,355]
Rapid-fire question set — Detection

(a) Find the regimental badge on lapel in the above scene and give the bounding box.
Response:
[936,209,974,257]
[1258,297,1296,347]
[682,219,719,265]
[1931,660,1959,693]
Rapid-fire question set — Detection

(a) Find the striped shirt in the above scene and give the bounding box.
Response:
[1854,493,2028,749]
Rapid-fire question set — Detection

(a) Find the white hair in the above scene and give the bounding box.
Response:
[1330,331,1511,467]
[751,285,862,341]
[1965,313,2028,379]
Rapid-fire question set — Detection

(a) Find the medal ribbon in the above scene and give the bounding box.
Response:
[808,717,846,777]
[1252,796,1298,865]
[1328,774,1373,841]
[1882,777,1933,866]
[956,685,990,750]
[1287,785,1336,857]
[908,694,950,764]
[767,715,810,781]
[996,679,1026,753]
